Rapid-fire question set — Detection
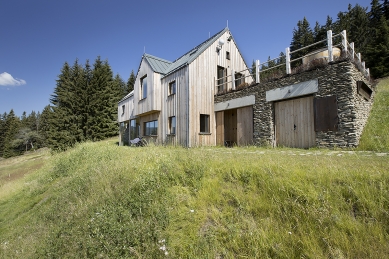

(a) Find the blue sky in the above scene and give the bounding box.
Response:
[1,0,372,116]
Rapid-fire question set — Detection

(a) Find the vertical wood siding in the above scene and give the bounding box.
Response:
[118,95,135,123]
[160,67,189,146]
[134,59,162,116]
[188,31,252,146]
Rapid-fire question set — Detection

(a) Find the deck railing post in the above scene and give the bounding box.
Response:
[286,47,291,74]
[256,60,260,83]
[350,42,355,59]
[327,30,333,62]
[362,61,366,70]
[357,53,361,63]
[341,30,347,53]
[366,68,370,79]
[231,69,235,90]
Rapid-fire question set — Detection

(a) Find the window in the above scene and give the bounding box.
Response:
[140,75,147,99]
[130,119,137,139]
[121,105,125,115]
[168,116,176,134]
[226,51,230,60]
[235,72,245,87]
[217,66,226,93]
[169,81,176,95]
[144,120,158,136]
[200,114,210,133]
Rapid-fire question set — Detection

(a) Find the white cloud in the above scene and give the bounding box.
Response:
[0,72,26,86]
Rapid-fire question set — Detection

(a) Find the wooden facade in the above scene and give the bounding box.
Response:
[120,28,252,147]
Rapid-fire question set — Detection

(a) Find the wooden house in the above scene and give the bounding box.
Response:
[118,27,252,147]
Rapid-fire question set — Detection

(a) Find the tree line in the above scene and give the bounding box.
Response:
[252,0,389,79]
[1,57,136,158]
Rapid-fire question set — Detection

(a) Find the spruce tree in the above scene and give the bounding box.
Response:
[3,110,21,158]
[88,57,117,140]
[126,70,136,94]
[0,112,7,157]
[290,17,314,66]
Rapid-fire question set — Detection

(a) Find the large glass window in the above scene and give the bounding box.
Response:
[144,120,158,136]
[130,119,137,139]
[169,81,176,95]
[141,75,147,99]
[169,116,176,134]
[200,114,210,133]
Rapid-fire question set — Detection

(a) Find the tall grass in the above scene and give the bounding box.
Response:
[358,77,389,151]
[1,142,388,258]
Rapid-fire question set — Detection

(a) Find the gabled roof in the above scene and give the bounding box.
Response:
[135,27,230,78]
[143,54,172,74]
[163,27,229,77]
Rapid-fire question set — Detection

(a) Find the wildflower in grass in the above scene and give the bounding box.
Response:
[190,209,194,213]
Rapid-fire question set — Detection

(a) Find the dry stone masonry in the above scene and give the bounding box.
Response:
[214,60,374,148]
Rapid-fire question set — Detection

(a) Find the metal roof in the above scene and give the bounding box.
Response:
[162,27,229,77]
[135,28,229,78]
[118,90,134,103]
[143,54,172,74]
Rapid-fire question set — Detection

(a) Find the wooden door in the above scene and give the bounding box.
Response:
[224,109,237,146]
[216,111,224,145]
[275,96,315,148]
[237,106,253,145]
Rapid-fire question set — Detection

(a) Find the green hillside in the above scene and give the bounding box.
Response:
[0,78,388,258]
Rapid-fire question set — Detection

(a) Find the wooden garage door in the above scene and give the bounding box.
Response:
[275,96,315,148]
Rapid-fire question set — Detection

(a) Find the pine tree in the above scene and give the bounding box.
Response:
[3,110,21,158]
[383,0,389,19]
[365,15,389,77]
[126,70,136,94]
[335,4,369,53]
[290,17,314,66]
[88,57,118,140]
[114,74,127,99]
[39,105,52,147]
[0,112,7,157]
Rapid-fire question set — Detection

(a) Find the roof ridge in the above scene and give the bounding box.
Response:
[143,53,172,64]
[171,27,227,63]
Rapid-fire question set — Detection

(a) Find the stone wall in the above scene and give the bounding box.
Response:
[214,61,374,148]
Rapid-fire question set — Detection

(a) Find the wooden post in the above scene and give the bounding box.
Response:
[256,60,260,83]
[350,42,355,59]
[327,30,333,62]
[286,47,291,74]
[357,53,361,63]
[366,68,370,79]
[231,69,235,90]
[341,30,347,53]
[362,61,366,70]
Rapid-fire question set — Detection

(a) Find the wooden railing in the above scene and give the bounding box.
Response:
[215,29,370,95]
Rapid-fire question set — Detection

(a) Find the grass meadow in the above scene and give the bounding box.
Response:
[0,77,388,258]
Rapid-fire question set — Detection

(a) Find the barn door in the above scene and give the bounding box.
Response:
[275,96,315,148]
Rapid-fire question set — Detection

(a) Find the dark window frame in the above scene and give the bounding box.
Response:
[169,81,176,96]
[200,114,210,133]
[168,116,176,135]
[144,120,158,136]
[140,75,147,100]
